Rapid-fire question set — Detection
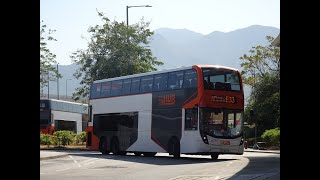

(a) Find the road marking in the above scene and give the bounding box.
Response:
[83,159,103,166]
[56,167,72,172]
[215,176,220,179]
[41,162,64,165]
[69,155,82,167]
[80,158,97,164]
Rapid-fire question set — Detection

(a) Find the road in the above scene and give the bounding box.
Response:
[40,151,280,180]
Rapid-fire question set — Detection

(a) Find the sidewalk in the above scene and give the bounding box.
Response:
[244,148,280,154]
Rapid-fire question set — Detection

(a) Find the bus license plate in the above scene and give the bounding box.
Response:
[220,140,230,145]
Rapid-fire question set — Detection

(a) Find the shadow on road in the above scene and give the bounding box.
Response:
[228,155,280,180]
[68,152,238,165]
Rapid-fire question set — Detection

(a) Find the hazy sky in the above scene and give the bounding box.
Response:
[40,0,280,65]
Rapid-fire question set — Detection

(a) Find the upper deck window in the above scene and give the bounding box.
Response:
[202,68,241,91]
[122,79,132,95]
[168,71,184,90]
[140,75,154,93]
[153,73,168,91]
[90,83,101,99]
[131,77,141,94]
[183,69,197,88]
[101,82,111,97]
[111,80,123,96]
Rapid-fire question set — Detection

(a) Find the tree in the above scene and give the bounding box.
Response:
[240,36,280,88]
[71,12,163,101]
[240,36,280,137]
[40,21,61,94]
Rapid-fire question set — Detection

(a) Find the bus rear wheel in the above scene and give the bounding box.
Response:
[111,139,120,155]
[211,153,219,160]
[169,138,180,158]
[99,137,110,155]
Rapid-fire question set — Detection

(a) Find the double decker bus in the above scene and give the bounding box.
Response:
[86,65,244,159]
[40,99,89,135]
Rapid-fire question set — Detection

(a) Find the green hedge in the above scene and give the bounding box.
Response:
[53,130,76,147]
[75,132,86,145]
[261,128,280,146]
[40,131,86,147]
[40,133,53,147]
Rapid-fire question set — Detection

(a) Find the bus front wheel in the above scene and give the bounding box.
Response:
[211,153,219,160]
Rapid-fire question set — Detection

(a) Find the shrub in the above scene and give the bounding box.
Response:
[261,128,280,147]
[40,133,53,148]
[76,132,86,145]
[53,130,76,147]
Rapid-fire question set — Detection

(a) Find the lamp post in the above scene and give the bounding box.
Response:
[66,79,72,99]
[126,5,152,26]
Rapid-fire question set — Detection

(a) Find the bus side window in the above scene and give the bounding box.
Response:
[140,75,154,93]
[185,108,198,130]
[90,83,101,99]
[153,73,168,91]
[168,71,184,90]
[131,77,140,94]
[122,79,131,95]
[101,82,111,97]
[183,69,197,88]
[111,80,123,96]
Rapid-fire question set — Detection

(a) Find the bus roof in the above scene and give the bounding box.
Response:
[93,65,240,84]
[40,98,88,106]
[196,65,239,72]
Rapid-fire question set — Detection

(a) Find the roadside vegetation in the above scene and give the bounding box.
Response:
[40,131,86,149]
[240,36,280,149]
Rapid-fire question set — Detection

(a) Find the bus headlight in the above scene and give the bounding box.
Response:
[239,138,244,145]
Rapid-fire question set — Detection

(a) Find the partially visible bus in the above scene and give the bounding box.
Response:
[40,99,88,135]
[86,65,244,159]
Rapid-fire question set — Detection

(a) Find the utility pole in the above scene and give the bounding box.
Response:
[47,71,50,99]
[57,63,59,100]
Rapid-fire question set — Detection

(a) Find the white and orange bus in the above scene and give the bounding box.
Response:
[40,99,88,135]
[86,65,244,159]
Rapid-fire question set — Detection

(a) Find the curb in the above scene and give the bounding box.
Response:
[244,150,280,154]
[40,148,94,151]
[40,154,69,161]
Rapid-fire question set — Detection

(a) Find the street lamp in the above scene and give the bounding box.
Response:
[66,79,72,99]
[126,5,152,26]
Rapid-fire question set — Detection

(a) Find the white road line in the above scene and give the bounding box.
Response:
[69,155,82,167]
[80,158,98,164]
[56,167,72,172]
[83,159,103,166]
[215,176,220,179]
[41,162,64,165]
